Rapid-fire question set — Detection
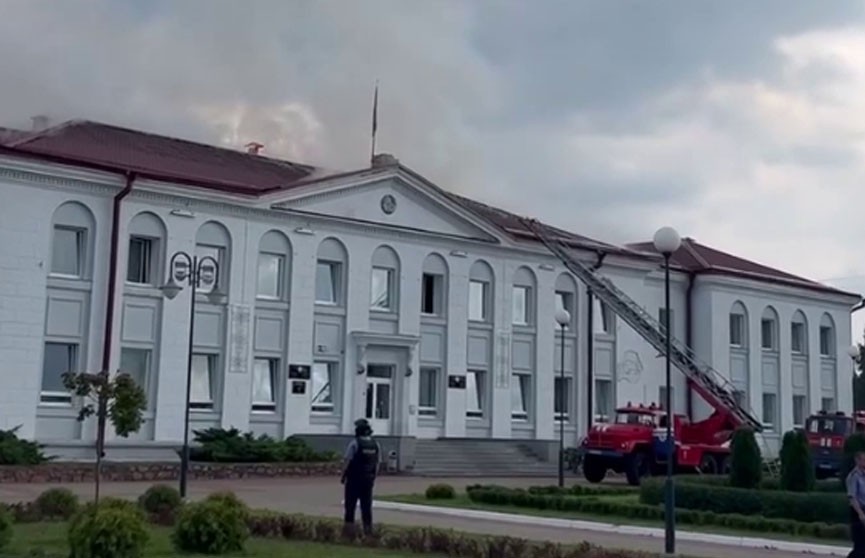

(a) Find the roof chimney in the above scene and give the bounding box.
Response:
[245,141,264,155]
[371,153,399,168]
[31,115,50,132]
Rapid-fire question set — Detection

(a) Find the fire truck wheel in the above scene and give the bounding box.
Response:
[583,457,606,483]
[625,452,649,486]
[699,454,718,475]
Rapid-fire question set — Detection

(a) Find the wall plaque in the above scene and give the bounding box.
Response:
[288,364,311,380]
[448,375,466,389]
[291,381,306,394]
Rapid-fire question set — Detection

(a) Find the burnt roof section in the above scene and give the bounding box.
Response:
[7,120,316,194]
[628,238,854,296]
[0,126,27,145]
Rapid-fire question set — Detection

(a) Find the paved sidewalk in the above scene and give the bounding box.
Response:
[0,476,849,557]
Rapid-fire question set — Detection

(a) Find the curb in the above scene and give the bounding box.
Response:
[373,500,849,556]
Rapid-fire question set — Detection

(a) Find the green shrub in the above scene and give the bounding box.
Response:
[425,484,456,500]
[0,506,11,551]
[730,427,762,489]
[0,427,49,465]
[138,485,182,524]
[780,429,815,492]
[68,502,149,558]
[173,499,249,554]
[35,488,79,520]
[189,428,337,463]
[204,491,248,515]
[842,433,865,486]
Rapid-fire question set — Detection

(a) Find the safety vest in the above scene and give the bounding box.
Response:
[348,436,379,481]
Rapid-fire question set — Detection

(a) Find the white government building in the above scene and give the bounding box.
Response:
[0,119,858,462]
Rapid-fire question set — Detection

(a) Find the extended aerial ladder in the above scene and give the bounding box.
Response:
[520,218,772,451]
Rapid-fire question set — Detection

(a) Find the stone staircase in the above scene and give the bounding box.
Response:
[411,439,560,477]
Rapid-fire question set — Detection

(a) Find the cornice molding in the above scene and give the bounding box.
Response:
[0,164,118,197]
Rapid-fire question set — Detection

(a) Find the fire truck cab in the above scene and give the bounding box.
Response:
[805,410,865,479]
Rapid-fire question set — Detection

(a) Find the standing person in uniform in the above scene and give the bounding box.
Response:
[341,418,381,536]
[846,450,865,558]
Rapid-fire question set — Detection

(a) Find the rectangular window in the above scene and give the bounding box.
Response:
[370,267,393,311]
[190,354,216,409]
[256,253,284,299]
[194,245,222,293]
[251,358,278,412]
[466,370,485,418]
[311,362,334,413]
[791,322,805,353]
[659,385,674,410]
[762,392,777,430]
[126,236,153,285]
[595,379,613,422]
[732,389,747,408]
[659,308,674,335]
[511,373,531,420]
[555,291,573,329]
[41,342,77,403]
[554,376,571,420]
[315,261,340,305]
[119,348,150,395]
[820,327,834,357]
[761,319,776,350]
[419,367,439,417]
[593,299,610,334]
[821,397,836,412]
[512,286,529,326]
[421,273,443,316]
[729,314,745,347]
[51,226,83,277]
[793,394,807,426]
[468,280,487,322]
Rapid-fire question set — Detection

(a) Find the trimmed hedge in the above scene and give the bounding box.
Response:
[173,498,249,554]
[34,487,79,520]
[467,484,848,541]
[682,475,843,493]
[190,428,338,463]
[68,499,149,558]
[730,427,762,489]
[137,485,182,525]
[639,477,848,524]
[425,484,456,500]
[780,429,815,492]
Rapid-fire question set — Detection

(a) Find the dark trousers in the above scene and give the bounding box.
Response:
[344,478,374,532]
[851,509,865,558]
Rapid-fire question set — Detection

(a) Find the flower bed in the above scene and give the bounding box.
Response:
[4,486,688,558]
[464,484,848,541]
[639,478,848,524]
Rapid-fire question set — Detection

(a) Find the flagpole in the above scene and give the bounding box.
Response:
[370,80,378,165]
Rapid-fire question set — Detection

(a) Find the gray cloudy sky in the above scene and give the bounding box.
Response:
[2,0,865,319]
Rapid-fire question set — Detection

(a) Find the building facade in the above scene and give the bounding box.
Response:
[0,121,858,458]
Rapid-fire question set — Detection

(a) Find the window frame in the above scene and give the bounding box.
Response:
[126,235,155,285]
[468,280,488,322]
[370,266,395,312]
[119,347,152,405]
[593,299,611,335]
[512,285,531,326]
[554,376,572,421]
[421,273,443,316]
[729,313,745,347]
[315,260,342,306]
[40,341,78,405]
[50,226,85,278]
[190,353,217,410]
[762,392,778,431]
[251,357,279,413]
[194,244,224,294]
[792,394,807,427]
[761,318,777,350]
[466,369,486,418]
[594,378,613,422]
[791,322,805,354]
[510,372,531,421]
[819,326,834,357]
[418,366,440,417]
[554,291,574,330]
[821,397,836,412]
[256,252,285,300]
[311,361,336,414]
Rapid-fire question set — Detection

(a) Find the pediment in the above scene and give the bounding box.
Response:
[271,175,503,242]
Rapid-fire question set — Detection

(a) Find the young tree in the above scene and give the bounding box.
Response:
[63,371,147,502]
[780,429,815,492]
[729,426,762,489]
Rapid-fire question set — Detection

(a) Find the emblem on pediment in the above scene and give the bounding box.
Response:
[380,194,397,214]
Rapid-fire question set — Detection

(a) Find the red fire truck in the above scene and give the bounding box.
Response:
[805,410,865,479]
[581,402,736,486]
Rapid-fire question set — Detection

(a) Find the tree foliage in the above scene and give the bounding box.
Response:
[780,429,815,492]
[729,427,762,489]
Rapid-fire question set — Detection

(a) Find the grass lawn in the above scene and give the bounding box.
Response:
[3,522,431,558]
[380,493,848,546]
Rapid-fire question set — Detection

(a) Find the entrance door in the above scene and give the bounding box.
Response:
[365,364,394,435]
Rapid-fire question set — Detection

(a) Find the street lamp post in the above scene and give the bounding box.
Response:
[555,309,571,488]
[653,226,681,556]
[160,251,223,498]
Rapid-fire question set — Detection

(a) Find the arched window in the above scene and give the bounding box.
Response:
[50,201,95,279]
[370,245,400,312]
[729,301,748,347]
[126,212,166,286]
[315,238,347,306]
[819,314,836,358]
[512,266,536,327]
[421,253,448,317]
[760,306,779,351]
[195,221,231,294]
[791,310,808,354]
[468,260,494,323]
[256,230,291,300]
[555,273,577,330]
